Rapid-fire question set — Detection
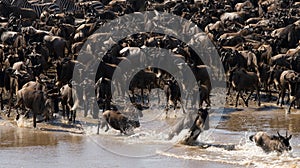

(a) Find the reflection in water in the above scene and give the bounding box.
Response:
[0,126,83,148]
[218,107,300,133]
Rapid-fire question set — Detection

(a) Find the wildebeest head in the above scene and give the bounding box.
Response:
[127,119,140,128]
[276,131,292,152]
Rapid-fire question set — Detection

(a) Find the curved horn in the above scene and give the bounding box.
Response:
[277,131,282,137]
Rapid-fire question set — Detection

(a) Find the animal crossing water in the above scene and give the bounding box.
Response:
[1,100,300,168]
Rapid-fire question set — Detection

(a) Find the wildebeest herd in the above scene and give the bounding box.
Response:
[0,0,298,153]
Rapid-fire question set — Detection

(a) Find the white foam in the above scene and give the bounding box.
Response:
[16,116,32,128]
[158,134,300,168]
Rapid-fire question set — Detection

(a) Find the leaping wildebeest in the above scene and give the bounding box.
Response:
[180,108,209,145]
[99,109,140,135]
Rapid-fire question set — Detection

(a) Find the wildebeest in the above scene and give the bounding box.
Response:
[249,131,292,153]
[0,63,6,110]
[14,87,52,128]
[164,77,185,117]
[230,68,260,107]
[0,1,38,20]
[43,35,67,59]
[287,80,300,113]
[180,108,209,145]
[271,23,300,53]
[278,70,299,106]
[287,74,300,114]
[99,109,140,135]
[55,57,76,87]
[60,83,79,123]
[129,68,160,105]
[95,77,112,112]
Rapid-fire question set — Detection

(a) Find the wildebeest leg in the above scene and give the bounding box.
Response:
[33,111,37,128]
[235,91,240,107]
[131,89,135,103]
[256,88,261,106]
[280,88,285,107]
[286,87,291,104]
[62,104,66,119]
[199,93,204,109]
[70,110,73,122]
[244,91,254,107]
[240,91,248,107]
[103,121,109,132]
[287,98,295,114]
[173,99,178,118]
[277,90,280,105]
[73,110,76,123]
[91,99,98,119]
[205,97,211,107]
[53,98,59,114]
[70,110,76,123]
[14,96,24,120]
[266,85,272,100]
[44,108,50,122]
[7,90,14,117]
[66,105,70,121]
[227,85,231,95]
[0,89,3,110]
[97,117,109,134]
[119,121,127,135]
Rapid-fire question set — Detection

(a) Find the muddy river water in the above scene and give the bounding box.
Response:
[1,100,300,168]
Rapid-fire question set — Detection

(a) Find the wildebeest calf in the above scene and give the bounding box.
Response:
[249,131,292,153]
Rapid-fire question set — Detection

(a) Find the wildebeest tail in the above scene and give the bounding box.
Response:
[71,89,79,111]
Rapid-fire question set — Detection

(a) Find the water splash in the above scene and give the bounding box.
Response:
[158,132,300,168]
